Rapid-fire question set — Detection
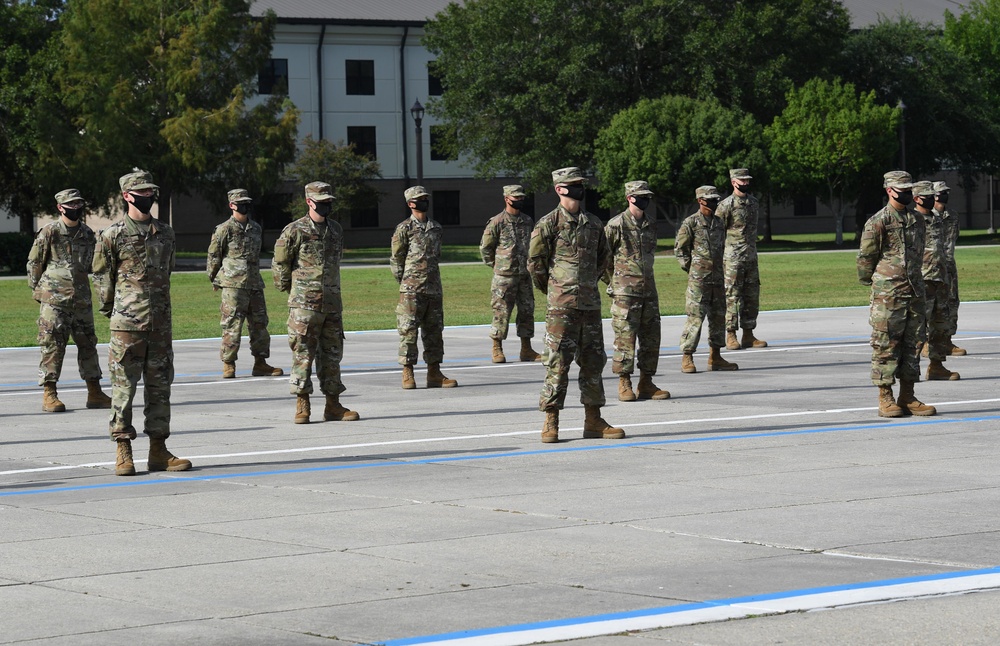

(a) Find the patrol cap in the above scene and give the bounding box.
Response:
[119,168,158,192]
[55,188,84,205]
[404,186,429,202]
[305,181,335,202]
[729,168,752,180]
[883,170,913,189]
[503,184,526,197]
[227,188,252,203]
[551,167,585,185]
[912,180,936,197]
[932,181,951,193]
[624,180,654,197]
[696,185,722,200]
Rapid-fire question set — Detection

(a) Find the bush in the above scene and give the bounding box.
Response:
[0,232,34,275]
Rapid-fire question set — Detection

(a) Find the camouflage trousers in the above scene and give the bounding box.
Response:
[610,294,660,375]
[924,280,951,362]
[287,308,346,396]
[868,294,925,386]
[396,293,445,366]
[947,261,960,336]
[490,274,535,340]
[36,302,102,385]
[539,308,607,411]
[108,328,173,441]
[679,280,725,353]
[219,287,271,363]
[724,259,760,331]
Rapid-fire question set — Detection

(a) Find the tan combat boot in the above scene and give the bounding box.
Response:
[252,357,284,376]
[877,385,903,418]
[583,405,626,439]
[897,380,936,416]
[492,338,506,363]
[148,437,192,471]
[681,352,697,374]
[541,410,559,443]
[427,363,458,388]
[708,347,739,371]
[402,364,416,389]
[324,395,360,421]
[618,373,636,402]
[948,341,967,356]
[920,343,929,358]
[926,359,960,381]
[519,338,542,362]
[85,379,112,409]
[726,330,741,350]
[115,439,136,476]
[741,329,767,348]
[222,361,236,378]
[42,383,66,412]
[637,372,670,400]
[294,394,311,423]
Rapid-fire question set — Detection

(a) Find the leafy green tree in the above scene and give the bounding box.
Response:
[594,95,766,226]
[285,136,382,221]
[766,78,899,245]
[54,0,299,223]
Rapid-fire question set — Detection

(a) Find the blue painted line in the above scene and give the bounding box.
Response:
[3,414,999,498]
[378,566,1000,645]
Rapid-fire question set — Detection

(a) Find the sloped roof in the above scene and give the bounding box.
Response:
[841,0,968,26]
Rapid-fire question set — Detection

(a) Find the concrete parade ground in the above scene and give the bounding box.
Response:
[1,302,999,645]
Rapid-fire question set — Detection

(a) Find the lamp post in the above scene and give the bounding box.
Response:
[897,99,906,170]
[410,98,424,185]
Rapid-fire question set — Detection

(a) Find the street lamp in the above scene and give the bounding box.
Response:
[897,99,906,170]
[410,98,424,185]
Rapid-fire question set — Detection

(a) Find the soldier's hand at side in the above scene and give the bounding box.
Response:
[213,285,220,292]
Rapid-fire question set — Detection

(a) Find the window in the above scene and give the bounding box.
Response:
[427,61,444,96]
[433,190,460,225]
[345,59,375,95]
[347,126,377,160]
[793,195,817,216]
[258,58,288,95]
[350,201,379,228]
[430,126,456,161]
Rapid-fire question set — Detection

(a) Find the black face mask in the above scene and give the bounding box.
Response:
[235,203,253,215]
[632,196,651,211]
[412,199,430,213]
[128,192,156,214]
[915,195,934,209]
[313,202,333,217]
[62,206,83,221]
[891,189,912,206]
[936,192,949,204]
[735,183,751,194]
[509,199,525,211]
[701,200,719,211]
[562,184,586,201]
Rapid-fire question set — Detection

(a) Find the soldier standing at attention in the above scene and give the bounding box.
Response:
[604,180,669,401]
[207,189,283,379]
[92,169,192,476]
[528,167,623,443]
[857,171,936,418]
[674,185,739,374]
[933,181,966,356]
[391,186,458,389]
[912,181,959,381]
[26,188,112,412]
[718,168,767,351]
[479,184,541,364]
[272,181,359,424]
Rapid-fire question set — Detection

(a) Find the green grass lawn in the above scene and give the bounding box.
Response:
[2,246,996,348]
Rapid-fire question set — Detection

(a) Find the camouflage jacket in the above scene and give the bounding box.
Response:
[390,215,443,295]
[26,219,97,308]
[919,209,949,284]
[857,204,925,299]
[717,193,759,263]
[92,215,175,331]
[272,215,344,313]
[936,207,959,268]
[528,204,610,311]
[480,210,533,276]
[603,209,657,298]
[207,217,265,290]
[674,210,725,285]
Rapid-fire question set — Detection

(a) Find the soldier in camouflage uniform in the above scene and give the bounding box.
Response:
[603,180,669,401]
[272,181,360,424]
[933,181,966,356]
[674,186,739,374]
[26,188,112,412]
[857,171,936,418]
[479,185,541,364]
[527,167,623,443]
[391,186,458,389]
[92,169,192,476]
[718,168,767,351]
[207,189,283,379]
[913,181,960,382]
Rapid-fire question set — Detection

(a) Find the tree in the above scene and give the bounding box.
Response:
[54,0,299,223]
[766,78,899,245]
[285,136,382,221]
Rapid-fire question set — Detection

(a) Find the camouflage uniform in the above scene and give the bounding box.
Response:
[718,174,761,333]
[675,200,726,353]
[26,208,102,387]
[92,181,176,441]
[480,194,535,342]
[934,183,961,339]
[391,202,446,366]
[917,189,951,363]
[207,194,271,364]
